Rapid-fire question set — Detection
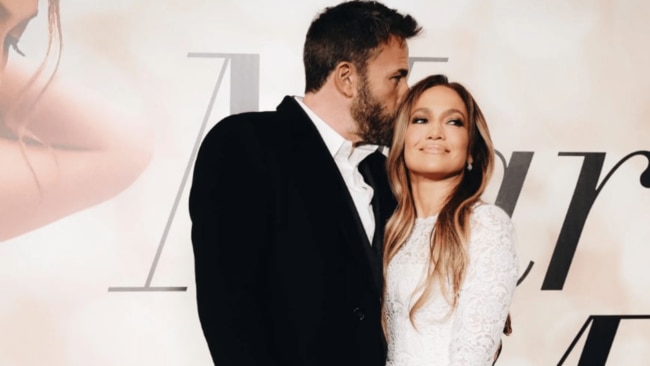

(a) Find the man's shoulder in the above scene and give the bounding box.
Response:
[210,96,302,135]
[197,96,310,156]
[216,109,278,130]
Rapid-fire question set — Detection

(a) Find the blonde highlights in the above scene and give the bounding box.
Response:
[383,74,495,326]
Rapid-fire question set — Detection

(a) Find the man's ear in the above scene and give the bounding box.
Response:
[333,61,357,98]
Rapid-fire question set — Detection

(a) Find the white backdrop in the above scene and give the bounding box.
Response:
[1,1,649,365]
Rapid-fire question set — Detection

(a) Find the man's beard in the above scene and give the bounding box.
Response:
[351,79,396,146]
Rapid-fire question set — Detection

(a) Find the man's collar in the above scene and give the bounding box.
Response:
[293,96,386,162]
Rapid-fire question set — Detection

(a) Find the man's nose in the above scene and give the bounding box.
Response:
[398,81,409,100]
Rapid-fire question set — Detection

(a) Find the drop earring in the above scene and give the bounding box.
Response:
[467,162,473,171]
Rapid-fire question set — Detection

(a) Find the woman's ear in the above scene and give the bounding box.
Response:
[333,61,357,98]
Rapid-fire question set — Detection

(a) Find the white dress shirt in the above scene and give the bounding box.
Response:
[294,96,380,243]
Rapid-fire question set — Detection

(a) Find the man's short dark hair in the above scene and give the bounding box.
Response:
[303,0,421,93]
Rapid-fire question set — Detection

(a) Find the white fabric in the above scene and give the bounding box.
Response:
[294,96,379,243]
[385,203,519,366]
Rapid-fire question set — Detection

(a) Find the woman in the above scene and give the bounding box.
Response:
[383,74,518,365]
[1,0,153,241]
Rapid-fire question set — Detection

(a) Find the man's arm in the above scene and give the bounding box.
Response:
[189,117,276,365]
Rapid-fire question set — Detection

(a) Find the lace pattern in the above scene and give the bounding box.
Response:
[385,204,519,366]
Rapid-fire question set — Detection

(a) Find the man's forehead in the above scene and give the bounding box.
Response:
[367,40,409,72]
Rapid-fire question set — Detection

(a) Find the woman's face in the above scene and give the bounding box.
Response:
[0,0,38,75]
[403,85,471,181]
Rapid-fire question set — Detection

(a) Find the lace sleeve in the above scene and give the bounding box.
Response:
[449,204,519,366]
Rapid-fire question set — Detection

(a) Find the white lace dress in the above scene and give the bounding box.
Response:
[384,204,519,366]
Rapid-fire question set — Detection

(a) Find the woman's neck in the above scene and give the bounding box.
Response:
[410,175,461,218]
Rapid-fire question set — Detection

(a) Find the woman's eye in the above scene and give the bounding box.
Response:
[411,117,427,124]
[447,118,463,126]
[5,35,25,56]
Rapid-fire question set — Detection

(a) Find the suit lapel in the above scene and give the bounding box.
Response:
[276,97,381,295]
[359,152,397,290]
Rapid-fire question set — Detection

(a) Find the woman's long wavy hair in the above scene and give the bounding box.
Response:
[3,0,63,189]
[9,0,63,135]
[383,74,495,325]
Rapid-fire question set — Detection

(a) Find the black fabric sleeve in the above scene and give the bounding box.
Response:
[189,117,277,366]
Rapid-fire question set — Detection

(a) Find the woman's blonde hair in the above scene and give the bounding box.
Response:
[383,74,495,324]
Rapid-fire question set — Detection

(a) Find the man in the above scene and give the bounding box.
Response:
[189,1,421,365]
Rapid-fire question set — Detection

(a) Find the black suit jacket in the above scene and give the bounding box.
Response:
[189,96,396,366]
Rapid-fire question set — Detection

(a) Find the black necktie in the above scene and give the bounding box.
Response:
[358,151,384,199]
[357,151,385,243]
[357,150,390,288]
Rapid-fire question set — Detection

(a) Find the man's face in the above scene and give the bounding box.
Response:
[352,37,409,146]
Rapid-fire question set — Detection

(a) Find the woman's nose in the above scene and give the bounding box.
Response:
[426,121,444,140]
